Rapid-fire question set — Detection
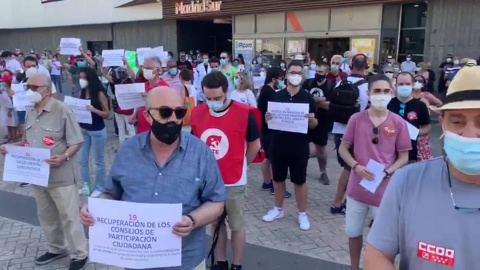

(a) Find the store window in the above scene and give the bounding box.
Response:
[398,2,427,63]
[380,4,401,64]
[256,38,284,66]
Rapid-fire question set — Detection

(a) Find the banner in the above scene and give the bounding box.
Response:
[350,38,376,71]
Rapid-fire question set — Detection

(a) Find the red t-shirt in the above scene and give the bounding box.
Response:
[326,71,348,86]
[136,79,169,134]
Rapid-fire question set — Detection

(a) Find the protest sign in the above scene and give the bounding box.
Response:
[253,76,265,90]
[3,145,50,187]
[267,101,309,134]
[125,51,139,75]
[114,83,146,110]
[136,47,151,66]
[63,96,92,124]
[88,198,182,269]
[102,49,125,67]
[59,38,81,56]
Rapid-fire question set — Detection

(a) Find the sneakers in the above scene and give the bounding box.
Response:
[320,172,330,185]
[298,214,311,231]
[261,182,273,191]
[90,190,102,198]
[35,252,68,265]
[269,186,292,198]
[262,208,284,222]
[210,261,229,270]
[19,182,31,187]
[330,203,346,215]
[69,257,88,270]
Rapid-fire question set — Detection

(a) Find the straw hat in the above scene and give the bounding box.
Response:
[431,66,480,111]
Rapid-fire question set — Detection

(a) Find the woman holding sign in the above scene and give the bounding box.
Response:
[77,68,110,197]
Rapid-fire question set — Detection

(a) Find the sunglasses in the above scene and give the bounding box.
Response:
[399,103,406,117]
[372,127,379,144]
[149,106,187,119]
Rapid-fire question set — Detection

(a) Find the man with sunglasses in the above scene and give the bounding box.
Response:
[191,72,261,270]
[1,73,88,270]
[81,86,227,270]
[388,72,431,162]
[365,66,480,270]
[338,74,410,270]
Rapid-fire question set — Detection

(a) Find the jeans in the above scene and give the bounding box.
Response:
[79,128,107,192]
[51,74,63,93]
[114,113,135,143]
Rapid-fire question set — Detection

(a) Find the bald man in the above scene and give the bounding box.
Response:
[80,87,227,270]
[1,73,87,269]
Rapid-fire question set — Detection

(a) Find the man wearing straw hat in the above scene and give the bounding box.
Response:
[364,66,480,269]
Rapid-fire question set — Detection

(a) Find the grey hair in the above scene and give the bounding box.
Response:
[331,54,343,63]
[143,50,162,67]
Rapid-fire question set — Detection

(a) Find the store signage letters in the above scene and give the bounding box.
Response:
[175,0,223,15]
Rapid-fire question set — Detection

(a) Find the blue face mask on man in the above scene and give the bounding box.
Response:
[277,80,285,89]
[220,59,227,66]
[169,68,178,76]
[211,67,219,72]
[77,61,87,67]
[444,131,480,175]
[397,85,413,98]
[206,99,225,111]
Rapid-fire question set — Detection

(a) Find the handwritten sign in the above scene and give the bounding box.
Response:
[3,145,51,187]
[63,96,92,124]
[102,49,125,67]
[59,38,81,56]
[267,102,309,134]
[115,83,146,110]
[88,198,182,269]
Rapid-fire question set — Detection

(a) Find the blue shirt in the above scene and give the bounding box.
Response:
[105,131,227,270]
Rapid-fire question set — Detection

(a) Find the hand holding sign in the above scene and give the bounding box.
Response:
[172,216,194,238]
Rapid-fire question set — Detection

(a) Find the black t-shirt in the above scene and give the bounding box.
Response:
[302,78,333,131]
[177,60,193,71]
[257,84,277,134]
[270,88,316,151]
[387,97,430,161]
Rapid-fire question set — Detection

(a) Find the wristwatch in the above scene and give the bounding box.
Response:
[384,170,391,178]
[64,152,70,161]
[186,214,196,229]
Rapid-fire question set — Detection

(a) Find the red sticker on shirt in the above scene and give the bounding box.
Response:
[417,241,455,267]
[382,124,397,137]
[408,111,418,121]
[42,136,55,146]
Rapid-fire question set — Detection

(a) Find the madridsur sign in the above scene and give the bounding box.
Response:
[175,0,223,15]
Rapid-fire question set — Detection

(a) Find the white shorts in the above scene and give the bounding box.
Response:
[345,196,378,238]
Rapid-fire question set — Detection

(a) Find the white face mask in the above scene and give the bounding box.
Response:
[406,58,411,62]
[79,79,88,89]
[26,89,42,103]
[370,94,392,111]
[260,71,266,77]
[453,60,460,65]
[143,68,155,80]
[25,67,38,78]
[413,81,423,89]
[288,74,302,86]
[385,73,393,79]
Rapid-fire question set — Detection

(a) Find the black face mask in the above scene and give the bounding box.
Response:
[315,73,326,82]
[150,119,182,145]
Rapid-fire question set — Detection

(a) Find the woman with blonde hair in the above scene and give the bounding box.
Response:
[231,71,257,107]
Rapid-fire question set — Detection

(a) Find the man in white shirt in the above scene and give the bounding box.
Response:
[1,51,22,74]
[401,54,417,73]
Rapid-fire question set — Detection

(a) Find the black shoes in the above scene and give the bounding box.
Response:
[35,252,68,265]
[69,257,88,270]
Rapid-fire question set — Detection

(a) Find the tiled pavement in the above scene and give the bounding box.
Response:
[0,123,369,269]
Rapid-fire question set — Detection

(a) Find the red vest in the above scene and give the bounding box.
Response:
[191,102,250,185]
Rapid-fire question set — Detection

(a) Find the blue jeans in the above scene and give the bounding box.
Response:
[51,74,63,93]
[79,128,107,192]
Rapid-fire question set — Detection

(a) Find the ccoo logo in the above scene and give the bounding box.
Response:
[417,241,455,267]
[200,128,229,160]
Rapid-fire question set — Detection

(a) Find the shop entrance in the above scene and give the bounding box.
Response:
[307,38,350,62]
[176,19,232,58]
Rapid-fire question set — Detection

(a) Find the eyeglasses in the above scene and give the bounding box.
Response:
[148,106,187,120]
[399,103,406,117]
[445,158,480,212]
[372,127,379,144]
[24,84,48,91]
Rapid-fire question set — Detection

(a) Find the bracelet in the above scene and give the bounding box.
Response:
[352,162,359,173]
[64,152,70,161]
[186,214,196,229]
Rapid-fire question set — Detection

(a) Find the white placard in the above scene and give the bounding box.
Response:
[88,198,182,269]
[137,47,152,66]
[359,159,386,194]
[267,102,309,134]
[59,38,81,56]
[63,96,92,124]
[405,120,420,140]
[12,84,33,111]
[253,76,265,90]
[3,145,51,187]
[102,49,125,67]
[114,83,146,110]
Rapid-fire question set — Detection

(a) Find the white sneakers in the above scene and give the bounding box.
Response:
[90,190,102,198]
[262,208,284,222]
[263,208,311,231]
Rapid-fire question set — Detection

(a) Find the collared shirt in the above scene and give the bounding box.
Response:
[105,132,227,270]
[24,98,84,188]
[401,60,417,73]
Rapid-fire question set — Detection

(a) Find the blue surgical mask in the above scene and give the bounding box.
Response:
[331,65,339,71]
[234,78,240,86]
[169,68,178,76]
[394,67,400,73]
[310,64,317,70]
[77,61,86,67]
[277,80,285,89]
[203,59,209,64]
[211,67,219,72]
[342,58,348,64]
[397,85,412,98]
[280,63,285,68]
[444,131,480,175]
[206,100,225,111]
[220,59,227,66]
[387,63,393,67]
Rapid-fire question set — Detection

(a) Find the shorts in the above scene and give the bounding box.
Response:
[309,125,329,146]
[261,133,273,159]
[334,133,351,170]
[16,111,26,125]
[345,196,378,238]
[225,186,246,231]
[271,149,309,185]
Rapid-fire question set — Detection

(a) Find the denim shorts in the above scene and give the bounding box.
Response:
[16,111,26,125]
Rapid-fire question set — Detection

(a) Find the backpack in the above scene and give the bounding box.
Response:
[328,79,366,124]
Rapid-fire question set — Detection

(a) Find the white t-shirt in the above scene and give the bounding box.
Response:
[6,59,22,73]
[230,90,257,108]
[50,61,61,76]
[340,63,352,75]
[37,65,57,94]
[331,75,369,135]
